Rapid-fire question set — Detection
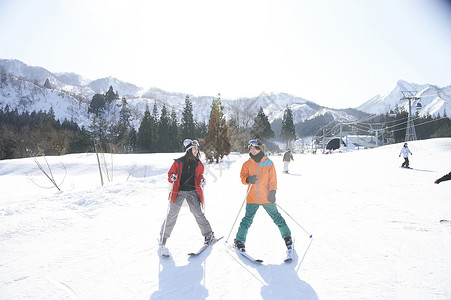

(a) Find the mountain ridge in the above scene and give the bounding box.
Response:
[1,59,449,129]
[357,79,451,117]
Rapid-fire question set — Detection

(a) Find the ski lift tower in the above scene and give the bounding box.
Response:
[368,123,385,147]
[401,91,419,142]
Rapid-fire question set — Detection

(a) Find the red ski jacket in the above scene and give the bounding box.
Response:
[167,158,205,206]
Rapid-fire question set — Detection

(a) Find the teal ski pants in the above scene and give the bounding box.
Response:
[235,203,291,242]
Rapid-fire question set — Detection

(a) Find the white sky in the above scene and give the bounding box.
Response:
[1,0,451,108]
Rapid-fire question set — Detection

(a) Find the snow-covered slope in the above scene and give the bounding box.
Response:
[357,80,451,117]
[1,138,451,299]
[53,72,91,87]
[0,76,89,125]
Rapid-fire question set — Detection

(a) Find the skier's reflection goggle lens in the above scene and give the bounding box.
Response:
[191,140,199,147]
[248,140,260,150]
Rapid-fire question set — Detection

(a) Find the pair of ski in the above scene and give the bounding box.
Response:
[231,243,294,264]
[159,236,224,258]
[159,236,294,263]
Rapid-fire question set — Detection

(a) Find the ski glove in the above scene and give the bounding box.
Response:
[246,175,257,184]
[268,190,276,203]
[200,178,206,187]
[170,174,178,182]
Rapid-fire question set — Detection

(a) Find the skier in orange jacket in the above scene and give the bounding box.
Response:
[234,139,292,252]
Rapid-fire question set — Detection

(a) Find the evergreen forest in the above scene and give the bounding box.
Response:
[1,86,450,160]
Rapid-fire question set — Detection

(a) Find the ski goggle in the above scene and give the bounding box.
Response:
[248,140,261,150]
[190,140,200,147]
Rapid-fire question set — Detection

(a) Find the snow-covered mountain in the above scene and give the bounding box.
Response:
[0,59,366,128]
[357,79,451,117]
[0,59,142,100]
[3,59,448,130]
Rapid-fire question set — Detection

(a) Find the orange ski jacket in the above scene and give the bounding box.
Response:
[240,155,277,204]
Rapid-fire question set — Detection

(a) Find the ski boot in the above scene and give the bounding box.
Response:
[234,239,246,252]
[284,235,293,250]
[204,232,215,245]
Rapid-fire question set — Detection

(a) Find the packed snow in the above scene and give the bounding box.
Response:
[1,138,451,299]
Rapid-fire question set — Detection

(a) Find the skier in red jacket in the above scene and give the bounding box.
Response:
[159,139,214,246]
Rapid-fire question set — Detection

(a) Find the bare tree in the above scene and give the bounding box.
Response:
[31,155,67,191]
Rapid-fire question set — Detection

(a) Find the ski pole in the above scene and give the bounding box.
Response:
[200,184,206,214]
[226,184,252,243]
[276,203,313,238]
[160,181,174,245]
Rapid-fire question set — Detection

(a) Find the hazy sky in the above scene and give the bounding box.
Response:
[1,0,451,108]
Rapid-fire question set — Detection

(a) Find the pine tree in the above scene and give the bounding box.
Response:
[136,104,153,152]
[105,86,119,104]
[89,113,109,150]
[88,93,106,116]
[151,101,159,150]
[169,108,179,151]
[181,95,195,139]
[112,97,132,153]
[204,94,231,163]
[158,104,171,152]
[44,78,53,89]
[280,106,296,148]
[48,106,56,120]
[128,127,137,153]
[88,91,111,151]
[251,107,274,140]
[118,97,131,129]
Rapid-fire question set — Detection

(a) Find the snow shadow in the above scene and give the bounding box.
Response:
[284,173,302,177]
[229,247,317,300]
[256,250,318,300]
[150,247,214,300]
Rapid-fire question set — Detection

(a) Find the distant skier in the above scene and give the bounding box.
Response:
[434,171,451,184]
[282,149,294,174]
[234,139,292,252]
[159,139,215,247]
[399,143,413,168]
